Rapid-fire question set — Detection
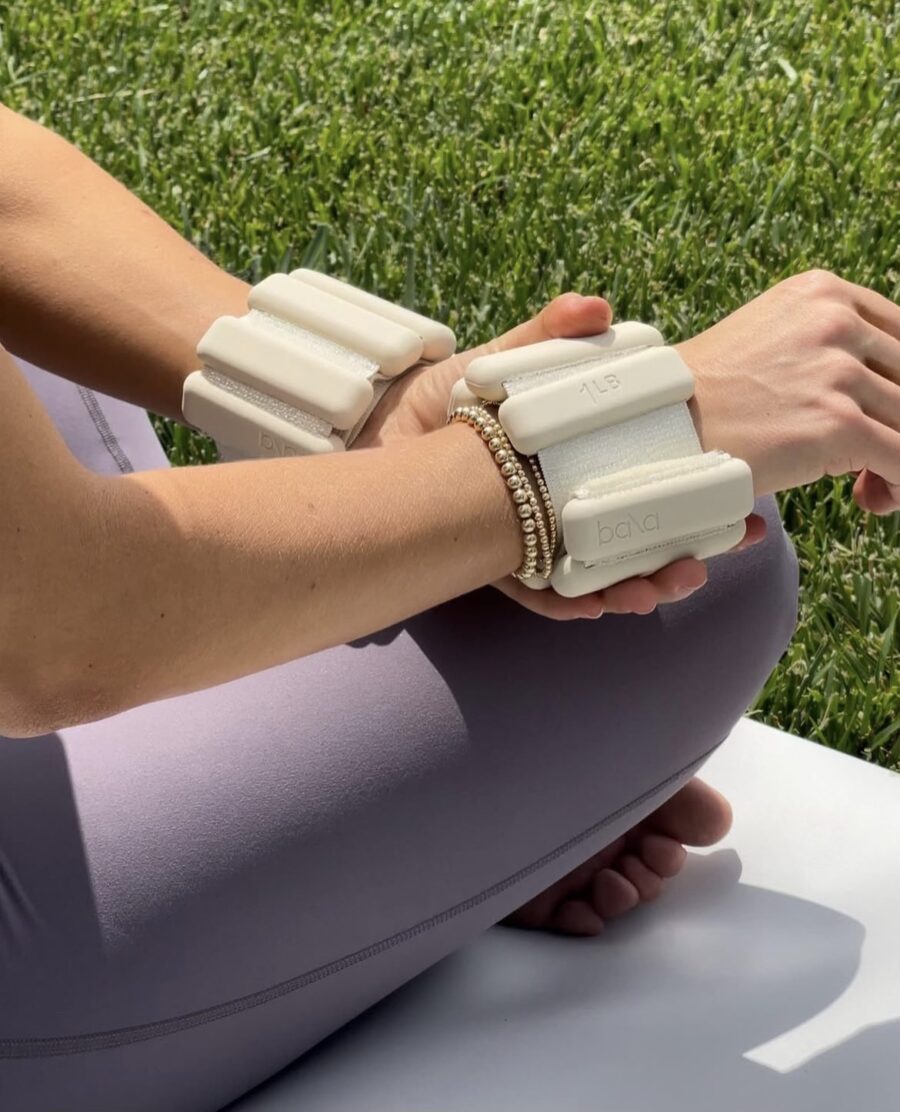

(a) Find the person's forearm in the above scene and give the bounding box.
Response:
[0,105,246,417]
[3,421,521,736]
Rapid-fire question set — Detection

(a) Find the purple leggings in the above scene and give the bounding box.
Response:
[0,364,799,1112]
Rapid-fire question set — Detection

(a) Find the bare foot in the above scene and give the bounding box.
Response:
[504,778,732,936]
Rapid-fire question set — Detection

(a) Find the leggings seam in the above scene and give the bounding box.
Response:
[76,388,135,475]
[0,742,718,1059]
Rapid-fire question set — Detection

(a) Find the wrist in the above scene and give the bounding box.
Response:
[440,421,523,581]
[447,405,555,582]
[163,270,251,420]
[675,340,764,493]
[672,342,707,448]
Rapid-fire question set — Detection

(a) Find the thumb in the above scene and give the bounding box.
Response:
[456,292,613,373]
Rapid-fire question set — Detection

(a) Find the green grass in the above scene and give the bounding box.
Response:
[1,0,897,760]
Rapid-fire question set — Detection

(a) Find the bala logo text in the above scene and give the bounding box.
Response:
[596,512,660,546]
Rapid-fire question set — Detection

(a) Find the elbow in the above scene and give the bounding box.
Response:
[0,639,43,736]
[0,653,112,739]
[0,663,64,738]
[0,474,139,737]
[0,706,55,740]
[0,671,56,738]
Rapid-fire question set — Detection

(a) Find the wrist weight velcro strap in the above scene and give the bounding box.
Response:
[182,269,455,459]
[464,323,755,597]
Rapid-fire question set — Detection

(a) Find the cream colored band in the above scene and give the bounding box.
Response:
[462,324,755,597]
[183,270,455,459]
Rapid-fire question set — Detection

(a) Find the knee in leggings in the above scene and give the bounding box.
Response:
[737,502,800,666]
[665,500,800,767]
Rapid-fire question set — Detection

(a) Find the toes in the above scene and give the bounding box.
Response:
[508,786,727,937]
[501,889,558,930]
[549,898,606,937]
[638,833,688,879]
[617,853,663,902]
[648,778,734,846]
[592,867,640,919]
[559,837,628,893]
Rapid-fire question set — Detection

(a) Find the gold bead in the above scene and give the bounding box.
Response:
[512,489,528,504]
[507,475,522,489]
[500,461,516,477]
[488,437,501,451]
[495,449,510,463]
[522,519,536,533]
[518,504,533,518]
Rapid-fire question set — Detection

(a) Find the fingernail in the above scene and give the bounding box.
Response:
[672,585,699,599]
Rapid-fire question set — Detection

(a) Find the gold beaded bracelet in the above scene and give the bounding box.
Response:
[524,451,559,566]
[448,404,554,582]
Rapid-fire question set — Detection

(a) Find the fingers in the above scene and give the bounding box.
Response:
[619,557,707,605]
[595,575,660,615]
[858,318,900,388]
[845,279,900,346]
[853,468,900,515]
[448,293,612,388]
[807,300,900,513]
[597,562,702,614]
[492,558,705,621]
[491,576,606,620]
[597,533,765,614]
[492,566,697,620]
[540,292,613,340]
[852,363,900,437]
[492,516,769,620]
[477,292,613,361]
[734,513,768,550]
[855,416,900,494]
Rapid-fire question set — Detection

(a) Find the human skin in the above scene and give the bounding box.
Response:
[0,106,897,737]
[360,273,900,511]
[0,109,709,734]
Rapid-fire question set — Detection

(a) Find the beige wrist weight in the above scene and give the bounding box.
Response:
[183,270,456,460]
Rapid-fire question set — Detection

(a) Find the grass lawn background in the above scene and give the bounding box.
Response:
[1,0,897,761]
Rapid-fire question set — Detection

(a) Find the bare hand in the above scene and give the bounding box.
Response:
[678,269,900,514]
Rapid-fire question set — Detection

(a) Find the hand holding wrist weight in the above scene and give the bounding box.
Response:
[183,270,456,459]
[455,323,755,598]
